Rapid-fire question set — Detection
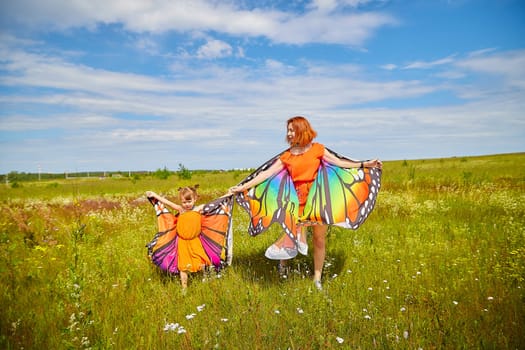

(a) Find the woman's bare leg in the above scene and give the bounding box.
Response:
[312,225,328,283]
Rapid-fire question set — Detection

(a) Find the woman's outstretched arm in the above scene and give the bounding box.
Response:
[230,159,285,193]
[323,149,382,169]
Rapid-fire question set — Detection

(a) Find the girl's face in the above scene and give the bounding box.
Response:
[180,196,196,210]
[287,123,296,144]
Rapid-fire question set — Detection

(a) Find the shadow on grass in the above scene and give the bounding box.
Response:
[147,227,349,290]
[229,247,348,288]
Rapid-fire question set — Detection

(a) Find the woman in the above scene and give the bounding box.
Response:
[230,116,382,290]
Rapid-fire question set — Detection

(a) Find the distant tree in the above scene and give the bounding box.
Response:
[177,163,192,180]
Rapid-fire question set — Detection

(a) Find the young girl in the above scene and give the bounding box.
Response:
[146,185,233,292]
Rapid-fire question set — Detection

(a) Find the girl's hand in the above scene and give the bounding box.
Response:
[220,203,231,216]
[146,191,156,198]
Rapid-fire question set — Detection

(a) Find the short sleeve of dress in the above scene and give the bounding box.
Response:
[280,143,325,183]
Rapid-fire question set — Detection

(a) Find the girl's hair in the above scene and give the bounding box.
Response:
[177,185,199,201]
[286,116,317,147]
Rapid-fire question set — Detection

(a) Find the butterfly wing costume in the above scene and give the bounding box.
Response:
[235,145,381,259]
[146,195,234,274]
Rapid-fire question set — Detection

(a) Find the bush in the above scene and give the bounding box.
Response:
[153,167,171,180]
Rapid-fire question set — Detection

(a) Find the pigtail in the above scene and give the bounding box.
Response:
[178,184,200,201]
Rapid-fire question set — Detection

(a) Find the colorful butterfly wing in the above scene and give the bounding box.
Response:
[200,195,235,267]
[146,196,180,273]
[300,148,382,229]
[235,154,299,242]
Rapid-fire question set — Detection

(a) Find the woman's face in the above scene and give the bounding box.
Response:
[287,123,296,144]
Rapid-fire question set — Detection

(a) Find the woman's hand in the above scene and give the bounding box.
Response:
[365,159,382,169]
[229,185,245,194]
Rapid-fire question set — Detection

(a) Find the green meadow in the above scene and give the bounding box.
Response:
[1,153,524,349]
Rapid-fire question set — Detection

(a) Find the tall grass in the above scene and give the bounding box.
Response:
[1,153,524,349]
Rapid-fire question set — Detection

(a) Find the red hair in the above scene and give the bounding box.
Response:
[286,116,317,147]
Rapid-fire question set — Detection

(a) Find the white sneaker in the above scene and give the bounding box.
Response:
[314,280,323,291]
[297,233,308,255]
[265,244,297,260]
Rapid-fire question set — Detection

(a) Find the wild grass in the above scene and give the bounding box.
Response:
[1,153,524,349]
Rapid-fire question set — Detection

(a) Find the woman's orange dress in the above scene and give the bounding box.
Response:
[279,142,325,215]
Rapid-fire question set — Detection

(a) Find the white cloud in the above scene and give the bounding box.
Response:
[310,0,375,12]
[1,0,396,46]
[380,63,397,70]
[109,127,230,141]
[403,55,457,69]
[310,0,339,13]
[271,11,395,45]
[0,113,118,131]
[196,39,233,59]
[455,49,525,87]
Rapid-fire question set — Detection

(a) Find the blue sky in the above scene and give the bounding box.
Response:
[0,0,524,174]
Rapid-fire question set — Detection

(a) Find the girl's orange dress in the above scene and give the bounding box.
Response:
[176,211,211,272]
[146,195,233,274]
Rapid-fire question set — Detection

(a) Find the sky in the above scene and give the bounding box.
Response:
[0,0,524,174]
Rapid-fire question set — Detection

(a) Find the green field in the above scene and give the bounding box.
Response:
[1,153,524,349]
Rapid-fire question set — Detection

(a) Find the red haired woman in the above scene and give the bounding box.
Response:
[230,116,382,290]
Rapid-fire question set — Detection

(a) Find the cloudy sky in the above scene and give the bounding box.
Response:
[0,0,524,174]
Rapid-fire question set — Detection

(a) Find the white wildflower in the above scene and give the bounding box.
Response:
[453,301,458,305]
[296,308,304,314]
[364,315,371,320]
[186,313,196,320]
[81,336,90,347]
[336,336,344,344]
[163,323,179,332]
[197,304,206,312]
[400,307,406,312]
[403,330,409,339]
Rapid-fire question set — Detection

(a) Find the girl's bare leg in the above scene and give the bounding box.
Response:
[180,271,188,290]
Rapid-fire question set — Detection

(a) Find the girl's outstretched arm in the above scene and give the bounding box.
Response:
[146,191,184,212]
